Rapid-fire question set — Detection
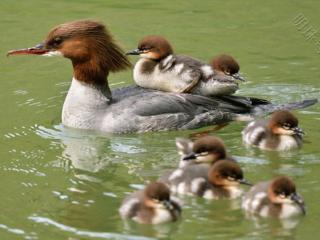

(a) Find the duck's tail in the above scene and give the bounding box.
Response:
[233,98,318,121]
[251,98,318,115]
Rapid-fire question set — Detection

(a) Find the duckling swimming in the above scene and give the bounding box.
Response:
[242,110,304,150]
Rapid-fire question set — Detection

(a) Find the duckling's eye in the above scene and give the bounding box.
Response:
[227,176,235,181]
[199,151,209,156]
[140,47,152,52]
[282,123,291,130]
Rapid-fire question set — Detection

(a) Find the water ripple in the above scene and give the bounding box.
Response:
[28,216,154,240]
[0,223,25,235]
[238,84,320,101]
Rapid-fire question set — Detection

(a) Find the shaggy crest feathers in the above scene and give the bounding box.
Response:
[193,136,227,159]
[212,54,240,74]
[144,182,170,201]
[45,20,131,84]
[268,110,299,129]
[270,176,296,196]
[208,160,243,186]
[138,35,173,59]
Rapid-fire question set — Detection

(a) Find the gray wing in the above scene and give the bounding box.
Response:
[242,119,268,145]
[158,164,209,187]
[129,91,254,116]
[110,85,316,133]
[119,190,143,218]
[168,55,203,93]
[111,86,258,133]
[174,55,206,69]
[242,181,270,212]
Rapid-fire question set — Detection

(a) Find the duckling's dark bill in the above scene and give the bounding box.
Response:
[126,49,142,55]
[238,179,253,186]
[232,72,246,81]
[290,193,306,215]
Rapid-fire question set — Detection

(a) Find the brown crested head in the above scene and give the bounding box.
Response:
[268,176,297,203]
[268,176,305,214]
[211,54,240,75]
[193,136,227,160]
[8,20,131,85]
[208,159,246,187]
[144,182,170,201]
[268,110,301,135]
[136,35,173,60]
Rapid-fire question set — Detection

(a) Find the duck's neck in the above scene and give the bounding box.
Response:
[72,59,112,98]
[62,78,111,129]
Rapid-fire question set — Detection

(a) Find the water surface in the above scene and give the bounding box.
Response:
[1,1,320,239]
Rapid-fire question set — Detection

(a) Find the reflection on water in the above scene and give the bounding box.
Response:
[2,112,317,239]
[35,125,145,174]
[1,104,318,239]
[29,216,154,240]
[243,215,302,238]
[121,219,181,239]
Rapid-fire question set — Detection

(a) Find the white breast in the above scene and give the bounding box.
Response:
[202,190,215,199]
[152,208,173,224]
[279,203,303,219]
[276,135,300,151]
[227,186,244,199]
[62,78,110,130]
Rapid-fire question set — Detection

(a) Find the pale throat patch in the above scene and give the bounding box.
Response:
[43,51,63,57]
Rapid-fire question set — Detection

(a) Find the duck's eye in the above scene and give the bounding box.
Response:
[52,37,63,46]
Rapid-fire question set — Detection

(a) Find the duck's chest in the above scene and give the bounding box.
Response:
[204,186,243,199]
[151,208,173,224]
[276,135,301,151]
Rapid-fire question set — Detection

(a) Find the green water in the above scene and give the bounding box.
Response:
[1,1,320,239]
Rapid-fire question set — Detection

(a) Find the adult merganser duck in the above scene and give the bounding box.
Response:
[119,182,181,224]
[7,20,317,133]
[242,110,304,151]
[159,159,251,199]
[127,35,243,96]
[242,176,305,218]
[175,135,227,168]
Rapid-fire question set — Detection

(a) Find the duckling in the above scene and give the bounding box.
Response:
[242,176,305,218]
[119,182,181,224]
[127,35,242,96]
[175,135,227,168]
[159,159,251,199]
[211,54,245,81]
[242,110,304,150]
